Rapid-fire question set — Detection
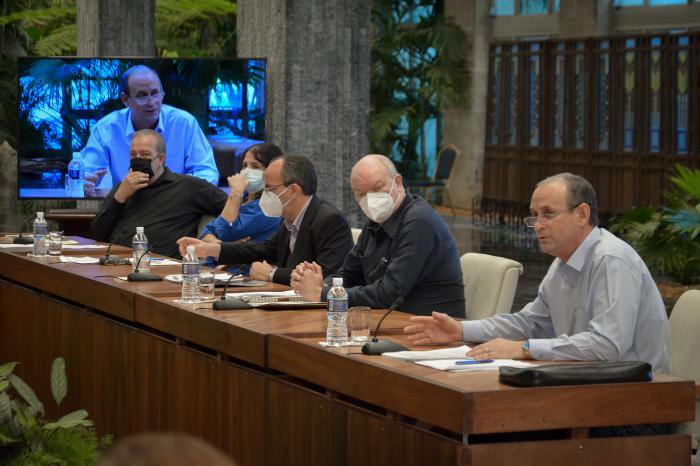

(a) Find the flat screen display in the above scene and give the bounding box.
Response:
[17,57,266,199]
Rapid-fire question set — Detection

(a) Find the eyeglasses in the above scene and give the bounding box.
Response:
[131,91,165,106]
[524,203,583,228]
[263,183,286,192]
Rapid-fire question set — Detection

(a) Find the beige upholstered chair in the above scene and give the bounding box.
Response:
[669,290,700,463]
[196,214,216,238]
[460,252,523,320]
[351,228,362,245]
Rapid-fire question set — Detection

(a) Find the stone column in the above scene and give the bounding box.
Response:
[442,0,490,211]
[237,0,371,224]
[77,0,155,56]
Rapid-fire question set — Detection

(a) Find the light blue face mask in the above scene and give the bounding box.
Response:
[241,168,264,193]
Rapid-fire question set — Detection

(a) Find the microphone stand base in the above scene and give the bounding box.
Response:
[361,339,408,355]
[212,297,252,311]
[13,236,34,244]
[127,271,163,282]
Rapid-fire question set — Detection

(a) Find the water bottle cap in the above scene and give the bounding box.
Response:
[37,211,44,218]
[186,245,196,254]
[332,277,343,287]
[136,226,144,233]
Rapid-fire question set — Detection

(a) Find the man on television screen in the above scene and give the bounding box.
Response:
[82,65,219,196]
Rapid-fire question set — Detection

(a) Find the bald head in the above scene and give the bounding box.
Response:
[351,154,397,182]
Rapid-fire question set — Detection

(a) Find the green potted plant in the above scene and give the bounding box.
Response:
[610,164,700,286]
[0,357,111,465]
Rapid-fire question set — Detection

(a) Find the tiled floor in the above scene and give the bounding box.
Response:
[444,216,553,312]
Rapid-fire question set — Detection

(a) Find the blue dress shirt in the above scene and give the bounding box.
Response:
[462,228,670,373]
[82,104,220,187]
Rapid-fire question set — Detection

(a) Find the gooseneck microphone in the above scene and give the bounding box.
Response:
[127,245,163,282]
[13,217,34,244]
[361,297,408,355]
[212,266,252,311]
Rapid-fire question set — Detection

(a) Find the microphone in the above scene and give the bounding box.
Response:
[98,242,128,265]
[13,216,34,244]
[212,266,252,310]
[361,297,408,355]
[127,245,163,282]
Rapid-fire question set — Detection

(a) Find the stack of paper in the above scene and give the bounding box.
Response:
[383,345,472,361]
[414,359,535,372]
[383,346,536,372]
[59,256,101,264]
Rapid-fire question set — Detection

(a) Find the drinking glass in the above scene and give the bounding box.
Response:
[199,271,216,301]
[48,231,63,256]
[349,306,371,344]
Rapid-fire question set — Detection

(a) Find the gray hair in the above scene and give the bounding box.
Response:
[132,129,166,156]
[537,172,598,226]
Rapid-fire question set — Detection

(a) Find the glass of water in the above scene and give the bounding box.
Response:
[199,271,216,301]
[349,306,371,344]
[48,231,63,256]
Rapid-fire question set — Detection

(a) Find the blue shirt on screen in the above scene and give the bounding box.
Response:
[82,104,220,187]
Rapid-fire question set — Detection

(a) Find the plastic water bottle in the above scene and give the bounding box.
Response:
[64,152,85,198]
[131,227,149,272]
[326,277,349,346]
[181,246,200,303]
[32,211,48,256]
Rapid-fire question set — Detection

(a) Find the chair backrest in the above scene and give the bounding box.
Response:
[351,228,362,245]
[197,214,216,238]
[460,252,523,320]
[669,290,700,455]
[434,145,459,181]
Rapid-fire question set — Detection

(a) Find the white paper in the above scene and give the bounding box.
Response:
[61,244,107,250]
[318,341,362,347]
[382,345,472,361]
[165,273,241,283]
[225,290,298,299]
[133,257,180,266]
[0,243,34,249]
[415,359,535,372]
[58,256,100,264]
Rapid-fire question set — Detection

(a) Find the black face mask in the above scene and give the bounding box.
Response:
[130,158,155,179]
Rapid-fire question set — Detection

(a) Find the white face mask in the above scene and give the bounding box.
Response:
[359,178,397,223]
[260,185,292,217]
[241,168,264,193]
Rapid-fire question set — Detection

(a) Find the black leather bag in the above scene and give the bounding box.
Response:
[499,361,652,387]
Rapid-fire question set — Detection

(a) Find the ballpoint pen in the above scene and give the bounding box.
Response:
[455,359,495,365]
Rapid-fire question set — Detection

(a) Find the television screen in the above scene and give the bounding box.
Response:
[17,57,266,199]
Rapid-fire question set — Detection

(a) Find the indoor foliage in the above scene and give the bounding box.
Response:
[610,165,700,285]
[0,357,110,465]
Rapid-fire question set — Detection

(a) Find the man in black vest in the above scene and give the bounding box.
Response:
[177,155,353,285]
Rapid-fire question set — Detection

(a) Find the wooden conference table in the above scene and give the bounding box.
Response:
[0,238,694,466]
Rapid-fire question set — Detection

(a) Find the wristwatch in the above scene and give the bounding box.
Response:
[522,340,531,359]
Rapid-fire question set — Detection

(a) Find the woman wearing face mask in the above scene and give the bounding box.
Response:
[200,143,282,248]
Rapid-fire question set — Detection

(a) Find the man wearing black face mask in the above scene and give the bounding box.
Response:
[91,129,228,258]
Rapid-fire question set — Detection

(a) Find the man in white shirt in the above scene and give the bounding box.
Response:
[404,172,670,374]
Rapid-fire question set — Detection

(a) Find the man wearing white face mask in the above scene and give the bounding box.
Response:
[177,155,353,285]
[291,154,465,317]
